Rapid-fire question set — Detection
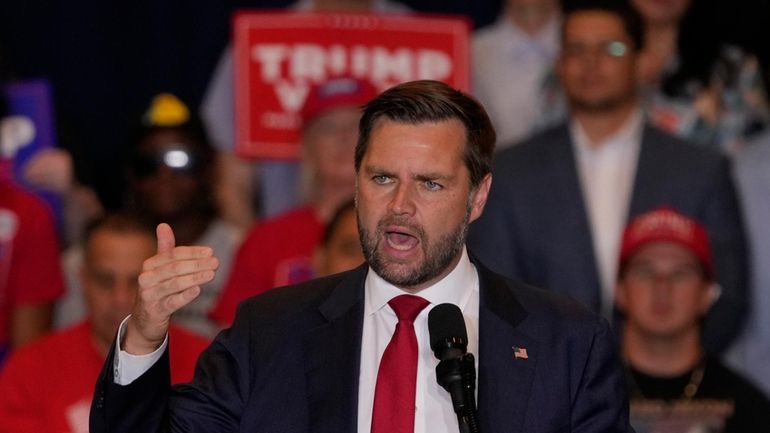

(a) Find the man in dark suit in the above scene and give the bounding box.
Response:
[468,0,747,353]
[90,80,630,432]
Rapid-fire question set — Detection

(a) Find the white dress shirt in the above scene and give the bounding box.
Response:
[472,14,560,148]
[571,110,643,318]
[115,247,480,433]
[113,315,166,385]
[358,247,479,433]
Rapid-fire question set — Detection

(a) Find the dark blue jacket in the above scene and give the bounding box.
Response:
[469,123,748,352]
[90,261,630,432]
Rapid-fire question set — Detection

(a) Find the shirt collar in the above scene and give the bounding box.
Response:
[365,246,477,316]
[570,107,645,155]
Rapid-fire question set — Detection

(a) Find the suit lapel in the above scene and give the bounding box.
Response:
[476,264,539,433]
[545,128,601,308]
[303,266,366,433]
[628,125,667,218]
[299,262,548,433]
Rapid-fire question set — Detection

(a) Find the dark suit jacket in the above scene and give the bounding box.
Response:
[90,261,630,433]
[468,123,748,352]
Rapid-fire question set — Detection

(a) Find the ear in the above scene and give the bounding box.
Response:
[469,173,492,223]
[700,281,721,313]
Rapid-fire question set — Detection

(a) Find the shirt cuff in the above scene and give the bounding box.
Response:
[113,315,169,385]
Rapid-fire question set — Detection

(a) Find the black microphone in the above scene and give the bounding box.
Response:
[428,304,480,433]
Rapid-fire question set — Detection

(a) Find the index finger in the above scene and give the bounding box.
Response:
[143,245,215,272]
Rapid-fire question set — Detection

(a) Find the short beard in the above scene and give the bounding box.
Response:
[358,196,472,289]
[569,93,633,114]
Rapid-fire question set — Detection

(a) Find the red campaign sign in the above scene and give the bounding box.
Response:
[233,11,471,159]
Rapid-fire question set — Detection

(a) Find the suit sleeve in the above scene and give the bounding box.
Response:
[571,317,630,433]
[89,341,171,433]
[700,156,749,352]
[90,309,253,433]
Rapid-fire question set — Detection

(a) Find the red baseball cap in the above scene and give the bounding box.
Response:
[299,77,379,127]
[619,207,714,278]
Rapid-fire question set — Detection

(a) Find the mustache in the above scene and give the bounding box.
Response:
[376,215,426,239]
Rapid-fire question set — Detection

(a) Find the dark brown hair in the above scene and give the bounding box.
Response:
[561,0,645,51]
[354,80,496,188]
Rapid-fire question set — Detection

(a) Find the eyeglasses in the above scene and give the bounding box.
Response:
[130,147,200,178]
[562,40,629,59]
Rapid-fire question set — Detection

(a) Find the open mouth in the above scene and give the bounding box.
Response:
[386,231,418,250]
[384,226,420,252]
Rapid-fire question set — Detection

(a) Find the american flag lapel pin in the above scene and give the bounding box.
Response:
[512,346,529,360]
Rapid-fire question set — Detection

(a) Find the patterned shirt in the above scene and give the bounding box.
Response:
[538,44,770,154]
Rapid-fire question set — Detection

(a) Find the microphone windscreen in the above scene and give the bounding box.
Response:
[428,303,468,358]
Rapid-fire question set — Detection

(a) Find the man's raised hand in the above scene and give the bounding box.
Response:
[123,223,219,354]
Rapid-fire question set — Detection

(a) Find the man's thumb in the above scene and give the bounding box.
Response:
[156,223,176,253]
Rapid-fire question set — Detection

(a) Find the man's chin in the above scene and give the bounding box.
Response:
[373,262,426,288]
[377,262,414,279]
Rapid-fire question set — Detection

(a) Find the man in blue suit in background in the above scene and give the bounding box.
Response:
[90,79,630,432]
[469,0,747,354]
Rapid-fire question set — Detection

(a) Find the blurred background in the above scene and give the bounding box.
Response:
[2,0,767,208]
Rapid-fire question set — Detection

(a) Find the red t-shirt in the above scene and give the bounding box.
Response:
[210,207,323,326]
[0,180,65,352]
[0,321,208,433]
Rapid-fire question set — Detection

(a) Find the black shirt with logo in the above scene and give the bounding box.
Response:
[626,355,770,433]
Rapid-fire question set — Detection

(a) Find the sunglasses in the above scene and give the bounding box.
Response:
[131,147,200,178]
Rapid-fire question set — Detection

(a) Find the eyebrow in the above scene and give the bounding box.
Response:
[362,165,395,177]
[415,172,454,183]
[363,165,454,182]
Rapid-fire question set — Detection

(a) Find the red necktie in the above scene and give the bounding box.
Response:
[371,294,430,433]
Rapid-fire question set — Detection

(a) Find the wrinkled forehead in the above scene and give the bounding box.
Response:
[361,119,469,177]
[365,116,469,148]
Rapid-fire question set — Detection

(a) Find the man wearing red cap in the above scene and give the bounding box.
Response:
[615,207,770,432]
[210,77,377,326]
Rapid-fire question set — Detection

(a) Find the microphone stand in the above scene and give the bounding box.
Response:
[435,353,480,433]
